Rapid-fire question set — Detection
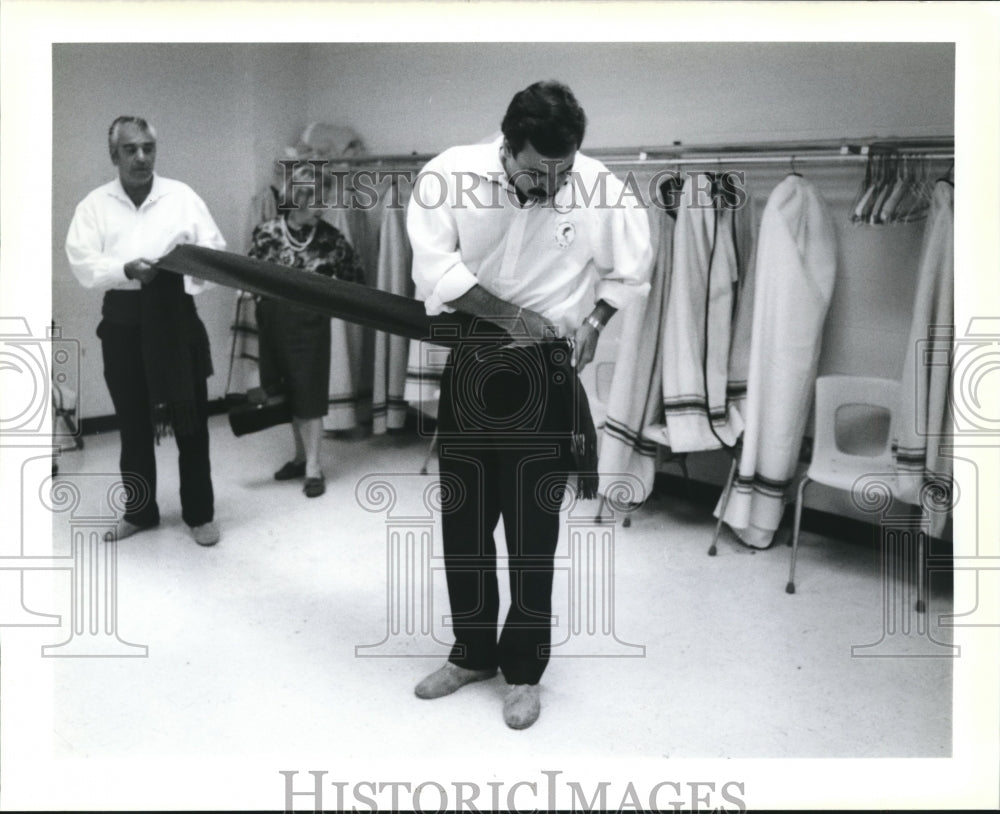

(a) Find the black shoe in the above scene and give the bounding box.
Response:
[274,460,306,480]
[304,474,326,498]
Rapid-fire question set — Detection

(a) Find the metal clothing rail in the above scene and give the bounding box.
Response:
[319,136,954,171]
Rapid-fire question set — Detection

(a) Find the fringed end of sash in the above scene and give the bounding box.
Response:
[572,432,599,501]
[151,401,201,442]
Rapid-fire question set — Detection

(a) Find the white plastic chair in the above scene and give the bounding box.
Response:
[786,375,928,611]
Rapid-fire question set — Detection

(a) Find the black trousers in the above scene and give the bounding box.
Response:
[437,340,574,686]
[98,319,214,528]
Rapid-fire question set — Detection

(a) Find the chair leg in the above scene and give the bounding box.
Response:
[594,492,638,527]
[708,455,739,556]
[916,508,927,614]
[786,477,810,594]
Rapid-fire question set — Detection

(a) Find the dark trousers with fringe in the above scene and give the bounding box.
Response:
[98,319,214,528]
[436,340,573,686]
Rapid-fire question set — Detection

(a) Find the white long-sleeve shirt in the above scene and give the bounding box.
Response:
[66,174,226,296]
[406,137,652,336]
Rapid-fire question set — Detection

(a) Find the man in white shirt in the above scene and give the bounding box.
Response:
[407,81,653,729]
[66,116,227,547]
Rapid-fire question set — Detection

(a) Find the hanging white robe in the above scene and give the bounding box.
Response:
[719,174,837,549]
[725,197,758,430]
[598,204,673,499]
[648,177,754,453]
[893,180,954,538]
[320,206,368,431]
[371,193,413,433]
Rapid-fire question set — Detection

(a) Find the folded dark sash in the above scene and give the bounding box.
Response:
[140,269,212,441]
[157,244,475,342]
[155,244,598,498]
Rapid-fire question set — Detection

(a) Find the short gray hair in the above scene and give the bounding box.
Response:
[108,116,157,156]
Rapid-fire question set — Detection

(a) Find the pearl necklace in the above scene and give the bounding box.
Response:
[281,216,316,252]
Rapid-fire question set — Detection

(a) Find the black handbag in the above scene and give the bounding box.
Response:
[227,387,293,437]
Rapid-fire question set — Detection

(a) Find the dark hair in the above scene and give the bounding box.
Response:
[108,116,156,156]
[501,80,586,157]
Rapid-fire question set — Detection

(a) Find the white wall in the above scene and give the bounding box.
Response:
[303,42,953,151]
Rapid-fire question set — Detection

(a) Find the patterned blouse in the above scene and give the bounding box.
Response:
[248,216,365,283]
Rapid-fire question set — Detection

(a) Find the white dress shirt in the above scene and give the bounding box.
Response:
[406,136,652,336]
[66,174,226,295]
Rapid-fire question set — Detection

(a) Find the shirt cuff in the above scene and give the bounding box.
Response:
[595,279,651,313]
[184,275,213,296]
[423,264,478,315]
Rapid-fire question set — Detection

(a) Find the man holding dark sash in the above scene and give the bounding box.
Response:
[405,81,653,729]
[66,116,226,547]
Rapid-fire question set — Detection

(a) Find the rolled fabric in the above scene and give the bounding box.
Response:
[157,244,456,341]
[155,244,599,497]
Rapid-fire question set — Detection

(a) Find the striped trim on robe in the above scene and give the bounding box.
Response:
[718,174,837,549]
[892,180,954,538]
[597,205,674,500]
[647,177,755,453]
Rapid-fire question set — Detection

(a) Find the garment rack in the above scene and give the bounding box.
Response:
[321,136,954,172]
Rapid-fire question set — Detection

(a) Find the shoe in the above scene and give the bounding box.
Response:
[503,684,541,730]
[190,521,220,547]
[274,460,306,480]
[414,662,497,700]
[104,517,157,543]
[303,474,326,498]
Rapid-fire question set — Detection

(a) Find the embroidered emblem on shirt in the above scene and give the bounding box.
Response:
[555,220,575,249]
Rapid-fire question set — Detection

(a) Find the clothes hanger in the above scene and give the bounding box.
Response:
[885,154,913,223]
[878,154,911,224]
[789,154,802,177]
[897,154,932,223]
[850,152,879,224]
[869,153,898,225]
[714,159,743,210]
[859,154,889,223]
[659,171,685,219]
